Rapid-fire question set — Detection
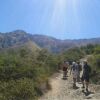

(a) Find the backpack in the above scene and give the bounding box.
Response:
[63,66,67,71]
[83,64,91,75]
[63,63,68,71]
[72,64,77,71]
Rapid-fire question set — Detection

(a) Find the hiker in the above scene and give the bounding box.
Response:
[68,60,72,66]
[76,61,82,82]
[70,62,78,89]
[81,61,91,92]
[62,61,68,79]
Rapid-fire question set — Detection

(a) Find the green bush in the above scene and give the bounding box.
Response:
[60,47,85,62]
[0,48,59,99]
[0,78,37,100]
[87,45,100,84]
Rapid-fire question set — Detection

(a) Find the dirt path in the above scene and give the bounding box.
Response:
[39,71,100,100]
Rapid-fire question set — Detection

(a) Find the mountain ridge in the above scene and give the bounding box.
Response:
[0,30,100,53]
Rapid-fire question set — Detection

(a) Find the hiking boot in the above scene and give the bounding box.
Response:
[73,84,77,89]
[82,89,85,93]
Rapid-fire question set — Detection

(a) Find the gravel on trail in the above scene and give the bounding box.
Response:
[39,71,100,100]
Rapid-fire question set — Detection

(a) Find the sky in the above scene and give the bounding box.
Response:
[0,0,100,39]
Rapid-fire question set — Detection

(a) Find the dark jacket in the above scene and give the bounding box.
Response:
[83,64,91,77]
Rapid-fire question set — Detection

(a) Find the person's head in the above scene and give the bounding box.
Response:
[64,61,66,63]
[66,62,68,64]
[72,62,76,65]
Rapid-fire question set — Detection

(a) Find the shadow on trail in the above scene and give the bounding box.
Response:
[70,86,80,90]
[82,90,94,96]
[71,86,80,90]
[62,75,68,80]
[62,77,68,80]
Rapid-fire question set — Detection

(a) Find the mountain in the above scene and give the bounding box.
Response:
[9,40,41,52]
[0,30,100,53]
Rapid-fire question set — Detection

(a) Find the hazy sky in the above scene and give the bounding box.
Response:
[0,0,100,39]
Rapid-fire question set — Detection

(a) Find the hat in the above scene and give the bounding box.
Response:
[83,60,87,62]
[72,62,76,65]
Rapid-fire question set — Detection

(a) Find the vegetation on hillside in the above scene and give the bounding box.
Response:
[0,47,58,100]
[87,45,100,84]
[56,47,86,68]
[0,43,100,100]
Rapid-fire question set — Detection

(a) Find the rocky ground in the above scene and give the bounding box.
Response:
[39,71,100,100]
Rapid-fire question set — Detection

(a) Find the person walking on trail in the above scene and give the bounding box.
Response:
[81,61,91,93]
[62,61,68,79]
[76,61,82,82]
[70,62,78,89]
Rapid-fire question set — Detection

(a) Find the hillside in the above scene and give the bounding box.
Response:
[0,30,100,53]
[12,40,41,53]
[0,38,99,100]
[0,38,58,100]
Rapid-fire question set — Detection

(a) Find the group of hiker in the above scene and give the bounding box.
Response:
[62,60,91,93]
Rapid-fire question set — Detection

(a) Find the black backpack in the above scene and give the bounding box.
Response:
[72,65,77,71]
[83,64,91,75]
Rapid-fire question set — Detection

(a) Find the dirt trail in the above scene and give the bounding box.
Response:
[39,71,100,100]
